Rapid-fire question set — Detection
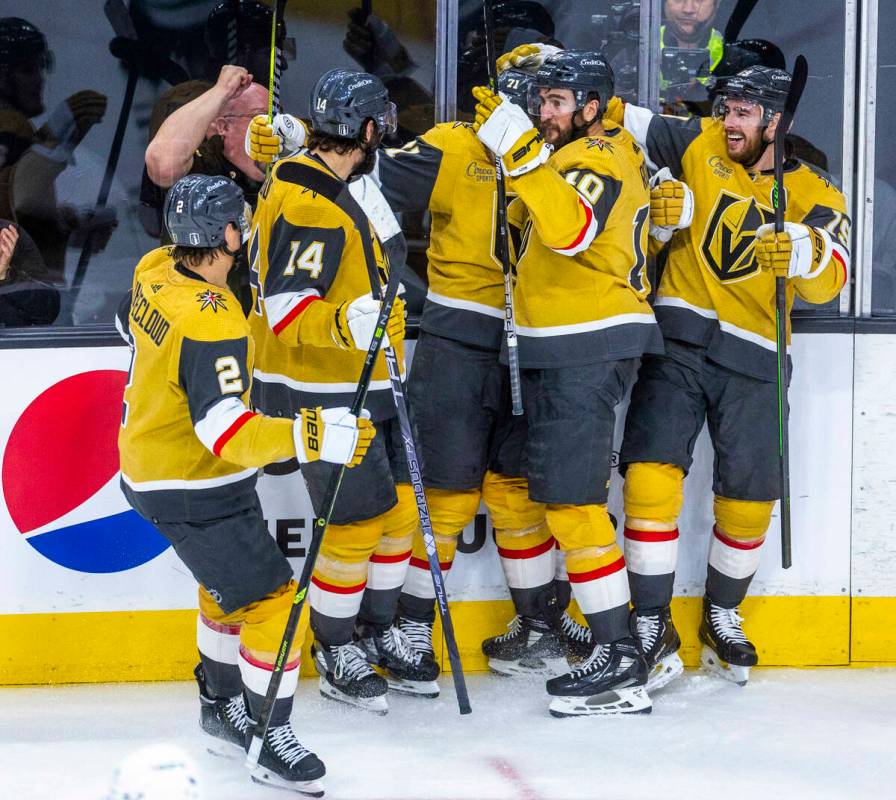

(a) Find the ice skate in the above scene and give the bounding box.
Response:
[313,641,389,714]
[247,722,326,797]
[357,622,440,698]
[560,612,594,663]
[699,598,758,686]
[481,615,569,677]
[194,663,249,758]
[546,638,651,717]
[635,607,684,693]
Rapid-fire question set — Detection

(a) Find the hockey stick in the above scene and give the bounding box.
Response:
[245,266,403,770]
[483,0,524,417]
[371,238,472,715]
[724,0,760,43]
[771,54,808,570]
[265,0,287,178]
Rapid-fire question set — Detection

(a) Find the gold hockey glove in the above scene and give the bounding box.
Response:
[649,167,694,243]
[755,222,828,279]
[496,43,562,74]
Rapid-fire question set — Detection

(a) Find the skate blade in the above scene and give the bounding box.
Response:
[548,685,652,717]
[700,645,750,686]
[384,675,440,698]
[318,677,389,715]
[250,767,325,797]
[645,652,684,693]
[201,729,244,760]
[488,656,569,678]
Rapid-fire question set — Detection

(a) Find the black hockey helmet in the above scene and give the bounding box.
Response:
[0,17,53,70]
[498,67,536,112]
[309,68,396,139]
[164,175,249,249]
[711,65,792,124]
[529,50,615,117]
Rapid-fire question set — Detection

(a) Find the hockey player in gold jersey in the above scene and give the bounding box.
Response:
[471,51,664,716]
[117,174,374,794]
[606,66,850,688]
[248,69,438,713]
[244,61,598,676]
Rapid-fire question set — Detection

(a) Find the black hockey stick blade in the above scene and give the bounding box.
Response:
[724,0,760,43]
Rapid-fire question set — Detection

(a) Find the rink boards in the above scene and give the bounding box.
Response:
[0,333,893,684]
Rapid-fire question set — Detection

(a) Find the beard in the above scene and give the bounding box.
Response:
[541,119,575,150]
[352,143,379,176]
[727,132,769,167]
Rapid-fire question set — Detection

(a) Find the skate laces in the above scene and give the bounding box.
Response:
[223,695,249,733]
[561,613,592,644]
[267,724,314,767]
[398,619,434,656]
[710,605,749,644]
[569,642,611,677]
[331,643,377,682]
[495,615,523,642]
[383,626,423,666]
[636,614,661,649]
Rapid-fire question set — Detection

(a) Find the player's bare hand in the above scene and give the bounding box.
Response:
[65,91,107,141]
[0,225,18,279]
[214,65,253,101]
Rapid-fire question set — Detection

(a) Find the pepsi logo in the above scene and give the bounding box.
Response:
[2,371,170,573]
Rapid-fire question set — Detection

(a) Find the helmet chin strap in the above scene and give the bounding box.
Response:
[570,108,597,141]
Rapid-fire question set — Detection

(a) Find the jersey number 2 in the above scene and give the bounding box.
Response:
[215,356,243,395]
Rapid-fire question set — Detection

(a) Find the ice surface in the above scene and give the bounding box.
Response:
[2,668,893,800]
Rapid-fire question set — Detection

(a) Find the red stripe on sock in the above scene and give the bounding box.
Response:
[310,575,367,594]
[713,526,765,551]
[199,614,241,636]
[624,526,679,542]
[568,556,626,583]
[212,411,256,456]
[369,549,412,564]
[409,556,452,571]
[497,536,556,560]
[239,645,299,672]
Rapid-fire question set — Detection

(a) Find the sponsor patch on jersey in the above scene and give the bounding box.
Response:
[197,289,228,312]
[708,155,734,180]
[466,161,495,183]
[700,190,774,283]
[150,283,162,293]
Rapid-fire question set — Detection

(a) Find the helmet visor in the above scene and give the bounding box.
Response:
[711,95,769,127]
[238,202,252,244]
[528,84,577,119]
[377,101,398,135]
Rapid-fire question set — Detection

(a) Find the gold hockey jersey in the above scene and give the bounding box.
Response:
[377,121,507,350]
[506,123,663,368]
[249,152,402,422]
[617,106,850,380]
[117,247,296,522]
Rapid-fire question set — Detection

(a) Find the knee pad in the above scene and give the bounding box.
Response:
[410,528,458,565]
[379,483,422,540]
[714,495,774,541]
[623,462,684,527]
[546,504,617,551]
[564,542,623,578]
[494,520,554,555]
[198,585,245,627]
[241,580,307,662]
[426,487,482,534]
[320,517,384,564]
[482,470,545,531]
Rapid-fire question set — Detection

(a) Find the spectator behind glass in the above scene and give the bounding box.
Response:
[0,17,116,283]
[0,219,60,327]
[660,0,724,111]
[142,66,268,313]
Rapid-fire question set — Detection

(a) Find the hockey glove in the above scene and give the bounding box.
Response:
[245,113,307,164]
[294,406,376,467]
[334,293,405,351]
[472,86,551,177]
[604,95,625,125]
[755,222,829,279]
[496,43,562,75]
[649,167,694,243]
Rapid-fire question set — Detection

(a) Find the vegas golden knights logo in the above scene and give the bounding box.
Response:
[700,191,774,283]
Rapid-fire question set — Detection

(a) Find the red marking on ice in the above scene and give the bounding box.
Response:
[489,756,543,800]
[2,370,128,533]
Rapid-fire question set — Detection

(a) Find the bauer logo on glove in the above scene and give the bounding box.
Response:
[294,406,376,467]
[471,86,552,177]
[246,113,308,164]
